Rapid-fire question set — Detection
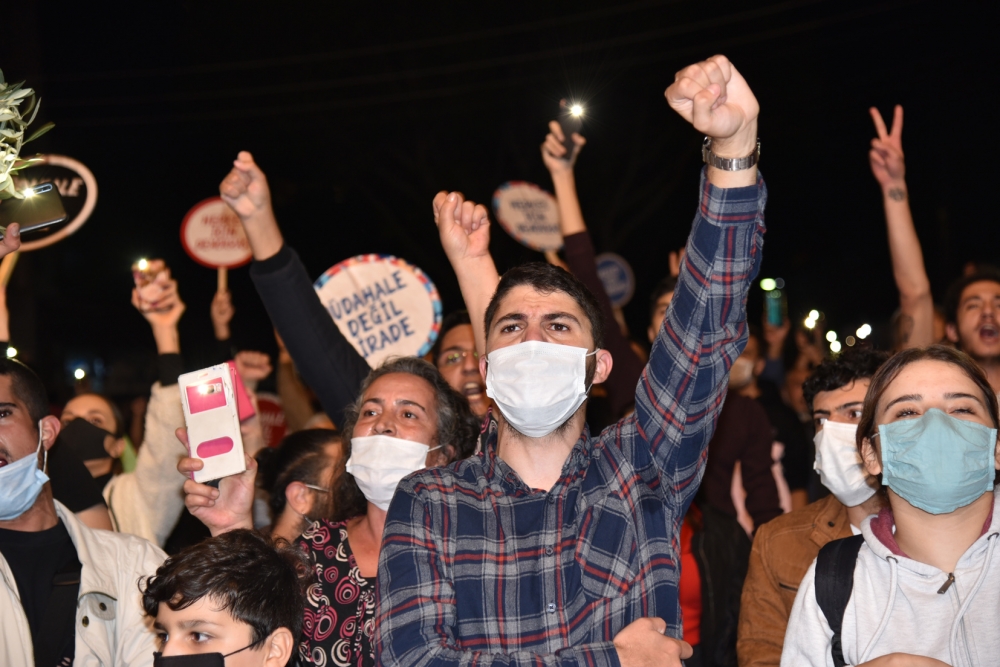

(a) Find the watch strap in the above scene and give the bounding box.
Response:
[702,137,760,171]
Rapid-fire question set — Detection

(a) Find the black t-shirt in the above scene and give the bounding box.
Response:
[0,520,80,666]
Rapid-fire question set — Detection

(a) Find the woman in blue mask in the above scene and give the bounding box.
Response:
[781,345,1000,667]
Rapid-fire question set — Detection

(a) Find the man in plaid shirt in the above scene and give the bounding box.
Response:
[377,55,766,667]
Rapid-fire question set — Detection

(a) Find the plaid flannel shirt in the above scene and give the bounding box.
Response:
[376,169,767,667]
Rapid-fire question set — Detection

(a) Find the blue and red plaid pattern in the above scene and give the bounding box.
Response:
[376,169,767,667]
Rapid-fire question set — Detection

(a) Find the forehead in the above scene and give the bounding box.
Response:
[492,285,591,327]
[882,359,985,403]
[363,372,436,405]
[0,375,18,404]
[440,324,475,351]
[813,378,869,412]
[64,395,114,418]
[155,595,239,627]
[961,280,1000,302]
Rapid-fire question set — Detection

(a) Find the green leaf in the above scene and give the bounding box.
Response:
[21,93,36,118]
[24,97,40,126]
[23,121,53,144]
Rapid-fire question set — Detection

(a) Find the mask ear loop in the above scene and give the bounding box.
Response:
[584,348,601,395]
[37,420,48,473]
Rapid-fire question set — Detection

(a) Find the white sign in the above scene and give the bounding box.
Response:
[492,181,563,252]
[180,197,252,269]
[314,254,443,368]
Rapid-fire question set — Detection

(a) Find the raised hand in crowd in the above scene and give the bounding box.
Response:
[432,190,496,353]
[869,104,934,350]
[219,151,283,260]
[665,54,759,187]
[0,222,21,260]
[234,349,272,393]
[131,260,184,354]
[177,428,257,535]
[210,288,235,341]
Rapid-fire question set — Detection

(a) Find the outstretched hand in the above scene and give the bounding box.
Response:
[432,191,491,264]
[542,120,586,173]
[869,105,905,188]
[665,55,759,156]
[0,223,21,260]
[176,427,256,536]
[132,264,185,331]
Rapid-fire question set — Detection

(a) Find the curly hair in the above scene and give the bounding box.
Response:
[140,529,311,649]
[332,356,481,522]
[802,347,890,412]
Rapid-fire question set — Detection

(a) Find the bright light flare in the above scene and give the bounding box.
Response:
[22,188,35,198]
[570,104,584,117]
[826,330,838,342]
[856,323,872,340]
[5,346,16,358]
[760,278,777,292]
[804,317,816,330]
[137,258,149,271]
[830,340,842,353]
[73,368,86,380]
[808,310,820,321]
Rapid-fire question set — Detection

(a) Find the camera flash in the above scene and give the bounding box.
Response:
[137,258,149,271]
[570,104,584,117]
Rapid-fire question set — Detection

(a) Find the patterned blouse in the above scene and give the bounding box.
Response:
[296,518,376,667]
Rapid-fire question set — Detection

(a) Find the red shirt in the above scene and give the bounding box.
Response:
[679,506,703,646]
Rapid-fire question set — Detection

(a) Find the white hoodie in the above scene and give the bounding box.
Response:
[781,491,1000,667]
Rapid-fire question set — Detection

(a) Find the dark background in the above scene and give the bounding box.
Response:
[1,0,996,404]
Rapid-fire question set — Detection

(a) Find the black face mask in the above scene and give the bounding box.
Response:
[152,642,253,666]
[56,418,114,462]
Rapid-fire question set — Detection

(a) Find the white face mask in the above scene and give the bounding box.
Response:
[0,422,48,522]
[728,356,755,390]
[485,341,596,438]
[813,421,876,507]
[345,434,440,511]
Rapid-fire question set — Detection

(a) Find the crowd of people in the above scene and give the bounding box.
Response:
[0,53,996,667]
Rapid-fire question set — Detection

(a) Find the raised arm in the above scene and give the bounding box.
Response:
[432,191,498,356]
[219,152,371,426]
[869,105,933,349]
[634,56,765,494]
[541,121,646,417]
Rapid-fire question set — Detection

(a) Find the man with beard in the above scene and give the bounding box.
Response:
[376,55,766,667]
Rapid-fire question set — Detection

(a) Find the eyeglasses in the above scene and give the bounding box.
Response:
[305,484,330,493]
[438,349,479,368]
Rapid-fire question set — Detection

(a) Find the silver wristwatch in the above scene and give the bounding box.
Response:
[701,137,760,171]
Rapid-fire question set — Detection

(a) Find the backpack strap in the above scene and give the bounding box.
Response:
[815,534,864,667]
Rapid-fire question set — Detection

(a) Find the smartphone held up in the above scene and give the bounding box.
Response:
[557,100,584,159]
[0,183,68,239]
[132,258,173,312]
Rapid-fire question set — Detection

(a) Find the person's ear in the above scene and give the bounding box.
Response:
[106,436,127,459]
[592,349,614,385]
[479,354,488,381]
[861,436,882,477]
[426,443,454,468]
[994,436,1000,471]
[647,324,656,345]
[39,415,61,451]
[946,323,960,344]
[262,627,294,667]
[285,481,313,517]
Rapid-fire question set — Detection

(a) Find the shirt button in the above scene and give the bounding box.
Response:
[547,603,556,614]
[545,546,554,556]
[547,496,555,504]
[82,616,89,627]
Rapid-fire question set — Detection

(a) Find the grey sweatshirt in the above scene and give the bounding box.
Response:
[780,491,1000,666]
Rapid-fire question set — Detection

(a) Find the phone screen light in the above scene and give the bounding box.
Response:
[73,368,86,380]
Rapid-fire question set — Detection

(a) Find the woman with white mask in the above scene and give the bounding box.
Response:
[782,345,1000,667]
[180,356,480,667]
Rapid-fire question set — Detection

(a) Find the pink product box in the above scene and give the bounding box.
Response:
[179,364,246,483]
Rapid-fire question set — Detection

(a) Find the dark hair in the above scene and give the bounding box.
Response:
[429,310,472,363]
[255,429,342,520]
[856,345,999,456]
[648,274,678,324]
[70,393,126,438]
[803,347,890,412]
[0,358,49,425]
[484,262,604,350]
[943,266,1000,326]
[140,530,310,650]
[333,356,481,522]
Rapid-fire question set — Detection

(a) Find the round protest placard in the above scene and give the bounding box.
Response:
[492,181,563,252]
[180,197,252,269]
[596,252,635,308]
[10,154,98,252]
[314,254,443,368]
[255,392,288,449]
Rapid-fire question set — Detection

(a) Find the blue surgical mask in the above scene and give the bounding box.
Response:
[0,422,48,521]
[878,409,997,515]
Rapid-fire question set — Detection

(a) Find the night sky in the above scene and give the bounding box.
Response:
[1,0,996,404]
